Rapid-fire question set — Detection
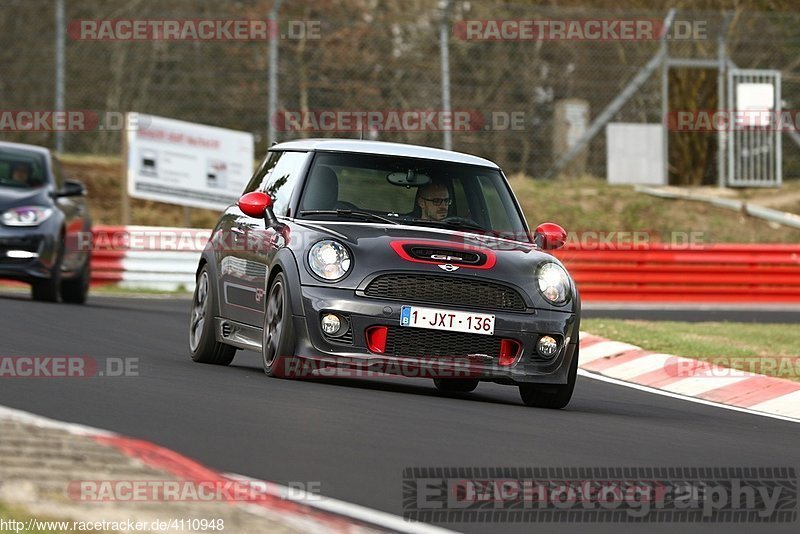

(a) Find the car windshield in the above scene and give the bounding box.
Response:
[298,152,530,242]
[0,149,47,189]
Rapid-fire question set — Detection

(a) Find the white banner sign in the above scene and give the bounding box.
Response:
[126,113,254,210]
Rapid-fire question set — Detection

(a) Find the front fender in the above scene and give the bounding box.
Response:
[270,248,304,317]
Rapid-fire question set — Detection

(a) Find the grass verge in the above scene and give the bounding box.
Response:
[582,319,800,382]
[508,175,800,244]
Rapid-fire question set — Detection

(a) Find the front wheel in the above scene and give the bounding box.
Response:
[262,272,299,378]
[60,260,90,304]
[32,241,62,302]
[189,266,235,365]
[31,274,60,302]
[519,346,578,409]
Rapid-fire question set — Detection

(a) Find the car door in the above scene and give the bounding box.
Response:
[218,150,310,326]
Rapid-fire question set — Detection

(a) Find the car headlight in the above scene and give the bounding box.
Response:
[537,262,570,305]
[308,240,351,281]
[1,206,53,227]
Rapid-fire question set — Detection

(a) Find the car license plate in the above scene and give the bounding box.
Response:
[400,305,495,336]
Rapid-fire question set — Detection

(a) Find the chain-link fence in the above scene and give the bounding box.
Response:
[1,0,799,183]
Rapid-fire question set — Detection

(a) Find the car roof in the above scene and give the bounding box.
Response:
[0,141,52,158]
[270,139,500,169]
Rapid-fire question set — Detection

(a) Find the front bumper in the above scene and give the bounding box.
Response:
[292,285,579,385]
[0,231,58,281]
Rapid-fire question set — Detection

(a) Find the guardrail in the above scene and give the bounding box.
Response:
[91,225,208,291]
[553,244,800,303]
[87,226,800,303]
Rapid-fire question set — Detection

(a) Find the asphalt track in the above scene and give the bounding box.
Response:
[1,292,799,534]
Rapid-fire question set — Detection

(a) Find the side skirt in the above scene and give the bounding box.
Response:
[214,318,263,353]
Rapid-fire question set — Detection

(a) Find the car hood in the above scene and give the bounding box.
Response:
[290,220,576,311]
[0,186,51,211]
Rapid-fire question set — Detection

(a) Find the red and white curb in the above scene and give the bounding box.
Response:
[0,404,454,534]
[578,331,800,422]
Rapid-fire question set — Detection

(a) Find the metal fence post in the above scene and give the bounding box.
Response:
[55,0,65,153]
[267,0,286,147]
[717,13,731,188]
[439,0,453,151]
[661,27,669,186]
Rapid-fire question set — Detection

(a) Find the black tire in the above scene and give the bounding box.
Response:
[519,346,578,409]
[60,259,90,304]
[262,272,299,378]
[31,275,60,302]
[189,266,235,365]
[31,241,63,302]
[433,378,479,393]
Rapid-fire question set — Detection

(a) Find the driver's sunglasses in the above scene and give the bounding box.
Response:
[421,197,452,206]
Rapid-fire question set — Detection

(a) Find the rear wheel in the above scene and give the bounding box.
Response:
[189,267,235,365]
[519,346,578,409]
[433,378,479,393]
[60,259,90,304]
[262,272,299,378]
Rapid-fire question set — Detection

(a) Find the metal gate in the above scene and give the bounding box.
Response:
[727,69,782,187]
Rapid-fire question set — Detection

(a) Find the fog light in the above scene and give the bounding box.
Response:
[537,336,559,358]
[5,250,38,259]
[321,314,341,335]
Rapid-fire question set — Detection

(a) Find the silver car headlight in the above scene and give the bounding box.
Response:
[1,206,53,227]
[537,262,570,305]
[308,240,351,281]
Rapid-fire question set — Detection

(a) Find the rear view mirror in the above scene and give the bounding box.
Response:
[56,179,86,198]
[387,170,431,187]
[238,191,278,226]
[534,222,567,250]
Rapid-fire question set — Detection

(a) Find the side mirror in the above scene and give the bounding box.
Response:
[238,191,277,226]
[534,222,567,250]
[56,179,86,198]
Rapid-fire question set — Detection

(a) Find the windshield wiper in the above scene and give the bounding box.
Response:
[299,209,400,225]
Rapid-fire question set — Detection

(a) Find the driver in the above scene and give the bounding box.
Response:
[10,163,31,185]
[416,181,451,221]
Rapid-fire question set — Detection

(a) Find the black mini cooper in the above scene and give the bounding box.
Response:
[189,140,580,408]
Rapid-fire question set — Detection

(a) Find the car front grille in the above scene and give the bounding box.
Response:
[363,274,526,311]
[0,236,41,253]
[385,326,502,359]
